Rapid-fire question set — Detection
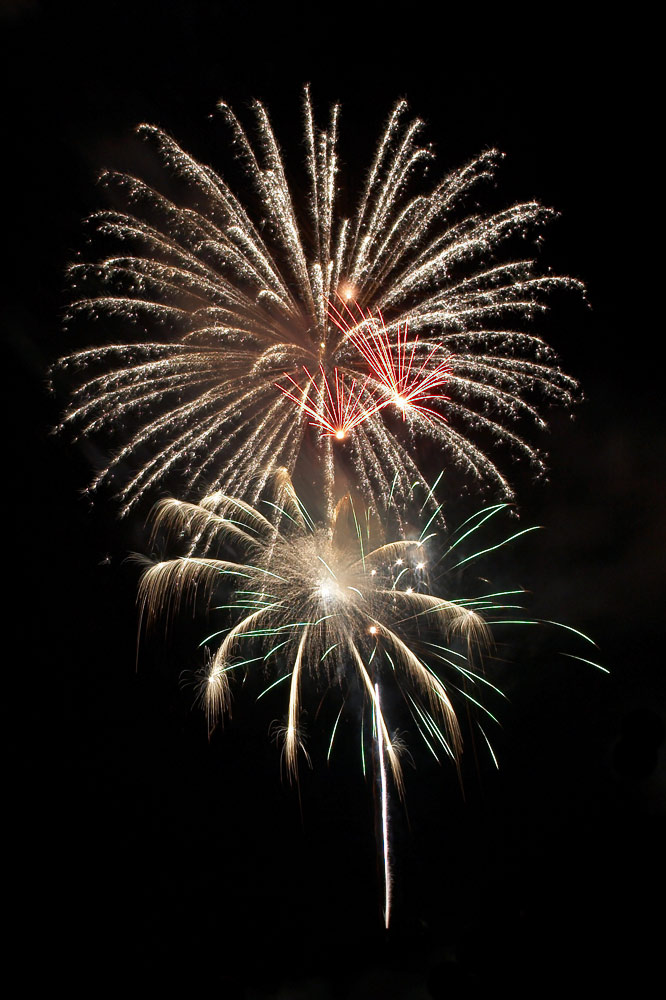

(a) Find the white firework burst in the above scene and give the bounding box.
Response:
[57,87,581,519]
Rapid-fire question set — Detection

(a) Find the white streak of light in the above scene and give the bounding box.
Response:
[375,682,392,929]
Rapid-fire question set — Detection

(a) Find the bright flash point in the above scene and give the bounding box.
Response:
[394,394,408,410]
[335,430,345,440]
[319,579,341,602]
[406,587,413,594]
[396,559,403,566]
[416,562,425,570]
[369,626,378,634]
[370,569,377,576]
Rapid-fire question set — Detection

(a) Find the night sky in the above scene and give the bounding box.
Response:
[7,3,664,995]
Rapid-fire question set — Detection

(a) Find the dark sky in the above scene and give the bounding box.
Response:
[6,3,664,996]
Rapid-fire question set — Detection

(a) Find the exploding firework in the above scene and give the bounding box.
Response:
[275,363,384,439]
[56,88,581,520]
[56,86,598,930]
[137,467,488,928]
[136,469,605,925]
[328,300,453,424]
[137,470,502,787]
[138,468,602,780]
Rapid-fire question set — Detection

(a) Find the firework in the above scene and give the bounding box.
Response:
[139,468,602,774]
[275,364,384,439]
[137,470,504,788]
[329,299,452,424]
[137,469,606,926]
[57,86,599,930]
[57,88,581,519]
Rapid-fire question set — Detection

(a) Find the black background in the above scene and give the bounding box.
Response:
[6,3,664,995]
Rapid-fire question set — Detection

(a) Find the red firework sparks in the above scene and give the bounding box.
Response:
[276,365,384,439]
[329,299,451,424]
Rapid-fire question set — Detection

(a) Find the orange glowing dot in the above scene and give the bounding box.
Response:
[369,626,378,634]
[335,429,345,440]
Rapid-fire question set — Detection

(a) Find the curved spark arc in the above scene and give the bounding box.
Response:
[57,89,581,518]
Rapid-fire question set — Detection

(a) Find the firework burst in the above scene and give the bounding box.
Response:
[137,469,605,926]
[138,469,602,774]
[329,299,452,424]
[275,364,384,439]
[56,88,581,519]
[137,470,502,789]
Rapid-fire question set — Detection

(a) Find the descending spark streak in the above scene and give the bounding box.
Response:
[57,88,581,517]
[276,365,384,439]
[329,300,452,423]
[375,682,392,929]
[285,627,309,774]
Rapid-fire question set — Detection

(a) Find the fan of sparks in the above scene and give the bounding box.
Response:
[138,467,605,789]
[138,469,504,792]
[57,88,581,518]
[137,469,605,925]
